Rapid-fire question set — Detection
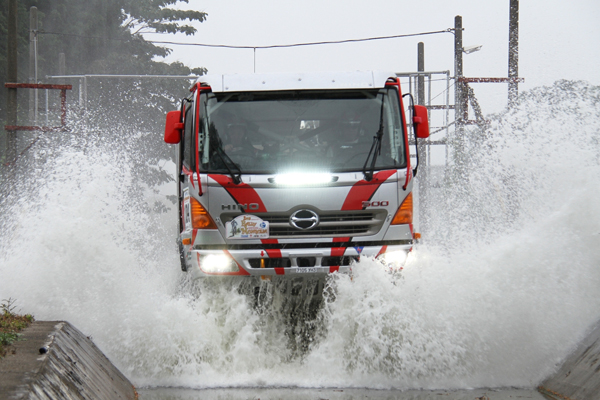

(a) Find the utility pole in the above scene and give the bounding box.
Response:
[5,0,18,166]
[417,43,425,105]
[508,0,519,107]
[453,15,466,172]
[416,42,428,235]
[454,15,463,125]
[29,6,38,124]
[59,53,66,78]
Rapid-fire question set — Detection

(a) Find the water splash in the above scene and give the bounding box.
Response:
[0,81,599,390]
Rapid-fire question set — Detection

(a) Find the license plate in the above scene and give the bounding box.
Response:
[296,267,318,274]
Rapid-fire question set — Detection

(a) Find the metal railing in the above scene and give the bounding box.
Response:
[46,74,199,111]
[3,82,72,131]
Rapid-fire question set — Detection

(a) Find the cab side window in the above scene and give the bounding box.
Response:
[182,102,194,169]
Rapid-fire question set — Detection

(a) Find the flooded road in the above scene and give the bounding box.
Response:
[137,387,546,400]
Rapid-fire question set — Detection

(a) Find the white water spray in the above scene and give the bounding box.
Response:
[1,81,599,390]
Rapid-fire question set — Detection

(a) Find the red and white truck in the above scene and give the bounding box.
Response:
[164,71,429,280]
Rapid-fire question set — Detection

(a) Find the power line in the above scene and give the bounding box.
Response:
[38,29,452,49]
[431,79,456,103]
[148,29,452,49]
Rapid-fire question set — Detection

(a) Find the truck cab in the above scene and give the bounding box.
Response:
[164,71,429,279]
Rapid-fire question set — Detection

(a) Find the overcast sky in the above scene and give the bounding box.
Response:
[144,0,600,114]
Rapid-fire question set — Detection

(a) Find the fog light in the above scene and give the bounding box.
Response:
[378,250,408,268]
[200,254,239,273]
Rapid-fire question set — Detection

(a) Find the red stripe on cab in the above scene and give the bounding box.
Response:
[341,170,397,210]
[208,174,267,212]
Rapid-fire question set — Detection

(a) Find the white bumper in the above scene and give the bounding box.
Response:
[185,243,412,279]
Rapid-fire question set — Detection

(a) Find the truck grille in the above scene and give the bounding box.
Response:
[248,255,357,269]
[221,210,387,238]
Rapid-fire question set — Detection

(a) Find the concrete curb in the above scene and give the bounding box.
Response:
[0,321,137,400]
[538,321,600,400]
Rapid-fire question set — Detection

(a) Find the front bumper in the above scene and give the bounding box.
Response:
[183,243,412,279]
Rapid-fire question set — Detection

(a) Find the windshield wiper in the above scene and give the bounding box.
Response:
[215,147,242,184]
[362,92,386,181]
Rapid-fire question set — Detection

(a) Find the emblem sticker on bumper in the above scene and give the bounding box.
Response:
[226,215,269,239]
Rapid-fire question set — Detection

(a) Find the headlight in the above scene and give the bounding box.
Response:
[200,254,239,273]
[378,250,408,269]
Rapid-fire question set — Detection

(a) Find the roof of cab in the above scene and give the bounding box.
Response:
[193,71,398,92]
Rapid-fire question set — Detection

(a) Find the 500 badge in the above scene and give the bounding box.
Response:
[362,200,389,208]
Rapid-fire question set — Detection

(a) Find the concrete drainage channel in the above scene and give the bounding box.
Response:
[2,321,600,400]
[538,320,600,400]
[0,321,136,400]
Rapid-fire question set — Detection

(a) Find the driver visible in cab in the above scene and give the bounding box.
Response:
[326,113,370,160]
[223,121,257,155]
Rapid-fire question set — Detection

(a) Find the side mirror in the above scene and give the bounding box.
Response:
[164,110,184,144]
[412,105,430,139]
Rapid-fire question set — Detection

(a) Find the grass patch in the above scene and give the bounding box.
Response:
[0,298,34,358]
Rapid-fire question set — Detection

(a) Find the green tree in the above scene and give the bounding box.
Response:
[1,0,207,122]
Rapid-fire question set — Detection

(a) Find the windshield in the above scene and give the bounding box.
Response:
[198,88,406,174]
